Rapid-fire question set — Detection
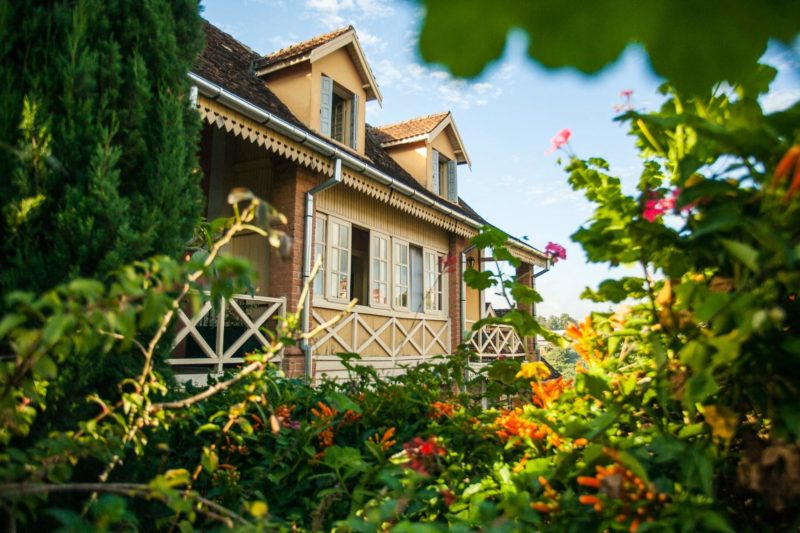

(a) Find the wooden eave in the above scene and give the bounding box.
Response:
[254,31,382,104]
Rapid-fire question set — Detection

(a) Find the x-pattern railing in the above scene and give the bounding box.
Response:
[169,293,285,372]
[310,308,450,358]
[469,324,526,361]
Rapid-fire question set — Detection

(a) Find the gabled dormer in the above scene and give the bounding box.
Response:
[252,26,381,154]
[372,112,470,203]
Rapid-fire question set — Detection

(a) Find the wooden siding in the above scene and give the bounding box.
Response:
[316,184,449,251]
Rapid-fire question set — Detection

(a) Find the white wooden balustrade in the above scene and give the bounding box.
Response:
[469,324,526,362]
[169,293,285,372]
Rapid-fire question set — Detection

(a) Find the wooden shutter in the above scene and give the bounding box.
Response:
[447,160,458,202]
[320,75,333,136]
[349,93,359,148]
[431,149,440,194]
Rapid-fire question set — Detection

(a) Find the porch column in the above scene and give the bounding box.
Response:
[448,234,468,354]
[515,262,538,360]
[270,162,319,377]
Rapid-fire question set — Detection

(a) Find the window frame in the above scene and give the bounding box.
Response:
[326,216,352,303]
[423,247,446,314]
[369,231,391,309]
[312,213,328,298]
[392,238,410,311]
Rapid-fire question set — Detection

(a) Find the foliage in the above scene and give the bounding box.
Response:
[537,313,576,331]
[542,346,580,380]
[0,0,204,297]
[418,0,800,94]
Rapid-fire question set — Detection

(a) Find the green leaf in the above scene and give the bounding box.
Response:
[194,423,220,436]
[720,239,760,273]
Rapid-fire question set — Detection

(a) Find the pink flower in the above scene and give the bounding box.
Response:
[546,128,572,154]
[545,242,567,263]
[620,89,633,98]
[643,188,684,222]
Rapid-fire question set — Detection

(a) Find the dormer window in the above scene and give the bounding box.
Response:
[432,149,458,203]
[321,75,358,149]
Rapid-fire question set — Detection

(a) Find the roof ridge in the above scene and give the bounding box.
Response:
[261,25,354,62]
[202,20,259,58]
[373,111,450,131]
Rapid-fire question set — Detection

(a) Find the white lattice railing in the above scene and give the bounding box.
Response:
[169,293,285,371]
[310,304,450,359]
[469,324,526,361]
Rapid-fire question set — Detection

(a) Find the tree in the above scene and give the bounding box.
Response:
[0,0,203,298]
[418,0,800,95]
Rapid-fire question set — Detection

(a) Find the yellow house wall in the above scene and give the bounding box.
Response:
[310,48,367,153]
[464,248,481,328]
[263,63,312,126]
[385,141,427,188]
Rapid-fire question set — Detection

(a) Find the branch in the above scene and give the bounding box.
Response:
[0,482,251,528]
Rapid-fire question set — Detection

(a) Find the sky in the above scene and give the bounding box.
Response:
[201,0,800,319]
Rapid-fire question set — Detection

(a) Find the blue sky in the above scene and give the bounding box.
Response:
[201,0,799,319]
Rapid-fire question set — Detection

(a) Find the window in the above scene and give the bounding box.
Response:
[328,218,351,301]
[370,233,390,307]
[393,240,409,309]
[313,214,327,296]
[424,249,444,312]
[320,75,359,149]
[431,149,458,202]
[350,227,369,305]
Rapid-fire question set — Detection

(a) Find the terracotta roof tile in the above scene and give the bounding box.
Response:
[372,112,450,144]
[254,26,353,71]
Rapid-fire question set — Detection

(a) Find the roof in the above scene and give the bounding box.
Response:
[373,113,449,143]
[193,22,545,264]
[252,25,382,103]
[255,26,352,70]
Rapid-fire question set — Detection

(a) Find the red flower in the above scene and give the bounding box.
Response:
[545,242,567,263]
[546,128,572,154]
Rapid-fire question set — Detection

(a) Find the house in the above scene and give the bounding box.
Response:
[169,22,550,381]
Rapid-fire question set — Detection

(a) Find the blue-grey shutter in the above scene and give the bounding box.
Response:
[349,93,359,148]
[447,160,458,202]
[431,149,440,194]
[320,76,333,136]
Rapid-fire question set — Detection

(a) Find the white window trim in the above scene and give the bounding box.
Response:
[326,216,352,303]
[369,231,391,309]
[423,247,446,314]
[392,238,410,311]
[312,213,328,299]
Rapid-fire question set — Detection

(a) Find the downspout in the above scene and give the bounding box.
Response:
[301,158,343,380]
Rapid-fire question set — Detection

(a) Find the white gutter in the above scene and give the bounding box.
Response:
[188,72,546,262]
[300,159,343,379]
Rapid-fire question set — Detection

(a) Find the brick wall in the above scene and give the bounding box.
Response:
[447,234,468,353]
[269,162,320,313]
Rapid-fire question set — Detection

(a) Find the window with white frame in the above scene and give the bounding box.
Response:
[313,213,446,314]
[320,75,359,149]
[328,218,351,301]
[423,249,445,312]
[393,240,410,309]
[370,233,389,307]
[313,214,327,296]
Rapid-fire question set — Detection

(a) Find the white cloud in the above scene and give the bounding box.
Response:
[761,88,800,113]
[302,0,394,29]
[357,29,386,51]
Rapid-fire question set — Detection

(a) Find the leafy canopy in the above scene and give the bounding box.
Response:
[418,0,800,93]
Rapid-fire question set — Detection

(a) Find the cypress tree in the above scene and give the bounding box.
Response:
[0,0,204,297]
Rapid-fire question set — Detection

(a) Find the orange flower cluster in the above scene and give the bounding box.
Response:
[342,409,362,425]
[311,402,338,448]
[531,476,560,513]
[369,427,397,451]
[494,408,551,443]
[531,377,572,408]
[429,401,456,419]
[577,458,669,532]
[566,317,606,366]
[771,145,800,202]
